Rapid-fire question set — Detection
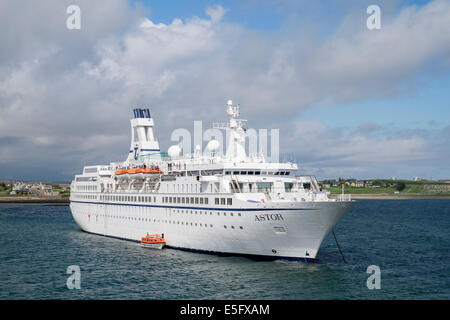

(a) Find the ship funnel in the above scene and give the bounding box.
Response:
[133,108,151,119]
[126,107,160,164]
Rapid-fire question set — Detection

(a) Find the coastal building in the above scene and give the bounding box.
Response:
[355,181,365,187]
[10,181,60,196]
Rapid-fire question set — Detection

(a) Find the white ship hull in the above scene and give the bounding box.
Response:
[70,199,352,262]
[69,102,354,262]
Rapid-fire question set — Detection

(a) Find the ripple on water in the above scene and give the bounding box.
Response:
[0,200,449,299]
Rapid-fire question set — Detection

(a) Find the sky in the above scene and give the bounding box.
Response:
[0,0,449,182]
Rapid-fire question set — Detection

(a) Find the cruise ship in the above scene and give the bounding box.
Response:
[69,100,353,262]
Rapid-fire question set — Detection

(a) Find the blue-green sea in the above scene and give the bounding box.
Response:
[0,200,449,299]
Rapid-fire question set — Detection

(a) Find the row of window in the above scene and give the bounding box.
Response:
[80,211,245,230]
[94,195,234,206]
[82,211,216,227]
[224,225,244,230]
[76,177,96,182]
[77,185,97,191]
[224,170,291,176]
[172,209,242,217]
[78,205,243,219]
[100,194,156,202]
[163,196,208,205]
[73,194,97,200]
[215,198,233,205]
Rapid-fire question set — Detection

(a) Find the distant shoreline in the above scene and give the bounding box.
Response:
[330,194,450,200]
[0,196,69,203]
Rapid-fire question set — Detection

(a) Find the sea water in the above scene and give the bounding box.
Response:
[0,200,448,299]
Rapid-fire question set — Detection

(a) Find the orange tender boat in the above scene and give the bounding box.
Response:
[143,168,162,174]
[127,168,144,174]
[115,168,128,175]
[141,233,165,249]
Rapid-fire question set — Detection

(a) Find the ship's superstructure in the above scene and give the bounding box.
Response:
[69,100,353,262]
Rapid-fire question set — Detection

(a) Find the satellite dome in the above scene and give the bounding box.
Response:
[168,145,181,159]
[207,139,220,152]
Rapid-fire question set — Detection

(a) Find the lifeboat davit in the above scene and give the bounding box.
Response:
[140,233,165,249]
[115,168,129,181]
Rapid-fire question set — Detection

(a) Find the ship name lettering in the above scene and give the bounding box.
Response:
[255,213,283,222]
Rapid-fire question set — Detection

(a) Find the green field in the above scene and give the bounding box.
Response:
[54,187,70,196]
[328,187,396,194]
[326,182,450,196]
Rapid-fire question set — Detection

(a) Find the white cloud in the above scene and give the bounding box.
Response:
[280,118,448,179]
[0,0,449,180]
[205,5,227,23]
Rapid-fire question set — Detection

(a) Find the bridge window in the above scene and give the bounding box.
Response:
[285,183,294,192]
[257,182,273,192]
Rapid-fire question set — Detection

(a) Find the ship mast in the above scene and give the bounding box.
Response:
[213,100,248,161]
